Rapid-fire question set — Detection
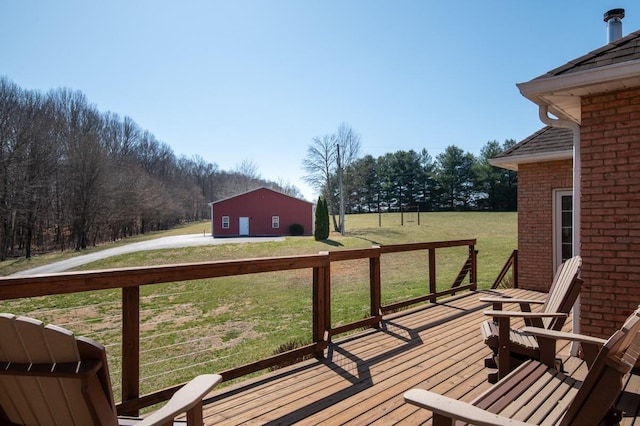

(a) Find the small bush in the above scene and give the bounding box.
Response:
[269,339,313,370]
[289,223,304,236]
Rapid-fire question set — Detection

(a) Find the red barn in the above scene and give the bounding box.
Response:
[210,187,313,237]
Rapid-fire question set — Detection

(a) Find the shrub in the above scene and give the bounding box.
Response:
[314,197,329,240]
[289,223,304,236]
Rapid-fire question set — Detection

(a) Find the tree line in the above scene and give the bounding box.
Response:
[1,76,518,258]
[0,77,299,259]
[303,125,517,230]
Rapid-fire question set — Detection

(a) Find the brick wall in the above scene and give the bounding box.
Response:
[517,160,573,292]
[580,88,640,338]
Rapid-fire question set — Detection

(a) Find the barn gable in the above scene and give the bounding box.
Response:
[209,188,313,237]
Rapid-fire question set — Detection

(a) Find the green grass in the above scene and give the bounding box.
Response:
[0,212,516,397]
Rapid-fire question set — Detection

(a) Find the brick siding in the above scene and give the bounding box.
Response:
[580,88,640,338]
[517,160,573,292]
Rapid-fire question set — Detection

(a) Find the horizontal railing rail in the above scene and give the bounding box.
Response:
[0,239,476,416]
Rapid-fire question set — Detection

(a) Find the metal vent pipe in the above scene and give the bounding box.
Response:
[604,8,625,43]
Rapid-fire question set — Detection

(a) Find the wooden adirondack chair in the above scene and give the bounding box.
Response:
[0,314,222,426]
[404,305,640,425]
[480,255,582,381]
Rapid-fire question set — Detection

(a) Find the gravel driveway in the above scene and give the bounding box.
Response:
[12,235,284,276]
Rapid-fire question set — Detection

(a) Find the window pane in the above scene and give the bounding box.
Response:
[560,195,572,262]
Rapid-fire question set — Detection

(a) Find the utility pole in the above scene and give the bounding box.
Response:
[336,144,345,236]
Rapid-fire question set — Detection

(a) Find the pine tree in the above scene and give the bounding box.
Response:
[314,197,329,240]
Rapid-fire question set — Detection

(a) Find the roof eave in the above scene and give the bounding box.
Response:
[489,150,573,171]
[517,60,640,123]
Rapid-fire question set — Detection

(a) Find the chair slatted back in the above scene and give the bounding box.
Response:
[0,314,118,426]
[541,256,582,330]
[561,306,640,426]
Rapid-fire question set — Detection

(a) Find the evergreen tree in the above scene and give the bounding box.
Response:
[314,197,329,240]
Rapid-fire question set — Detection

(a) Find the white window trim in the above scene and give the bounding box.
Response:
[222,216,230,229]
[552,189,573,272]
[272,215,280,229]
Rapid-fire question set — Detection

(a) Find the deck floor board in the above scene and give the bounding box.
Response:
[201,289,640,425]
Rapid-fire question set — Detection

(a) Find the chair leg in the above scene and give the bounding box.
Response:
[186,401,204,426]
[497,318,511,380]
[484,356,497,369]
[433,412,454,426]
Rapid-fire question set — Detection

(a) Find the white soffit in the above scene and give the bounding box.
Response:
[517,60,640,123]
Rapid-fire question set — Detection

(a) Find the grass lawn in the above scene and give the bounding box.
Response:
[0,212,516,397]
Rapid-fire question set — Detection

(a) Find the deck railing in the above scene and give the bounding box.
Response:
[0,239,477,416]
[491,249,518,289]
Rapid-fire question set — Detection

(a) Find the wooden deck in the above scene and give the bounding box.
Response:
[200,288,640,425]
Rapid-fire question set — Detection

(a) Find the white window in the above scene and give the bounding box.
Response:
[272,216,280,229]
[553,190,573,271]
[222,216,230,229]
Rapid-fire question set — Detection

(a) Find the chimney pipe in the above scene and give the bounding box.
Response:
[604,8,625,43]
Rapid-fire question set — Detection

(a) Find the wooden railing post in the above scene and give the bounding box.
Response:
[513,250,518,288]
[370,246,382,327]
[313,252,330,357]
[429,248,437,302]
[471,245,478,290]
[121,286,140,415]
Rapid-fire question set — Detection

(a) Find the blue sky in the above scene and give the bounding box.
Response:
[2,1,638,201]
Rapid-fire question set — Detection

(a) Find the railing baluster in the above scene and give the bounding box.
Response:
[121,286,140,416]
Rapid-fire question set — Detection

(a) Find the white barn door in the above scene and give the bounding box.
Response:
[239,217,249,236]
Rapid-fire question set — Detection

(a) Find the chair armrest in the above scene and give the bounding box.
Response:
[521,327,607,346]
[404,389,531,426]
[484,311,567,319]
[479,297,544,305]
[137,374,222,426]
[521,327,606,368]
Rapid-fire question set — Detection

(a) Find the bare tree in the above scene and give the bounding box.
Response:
[336,122,361,169]
[0,77,23,259]
[232,158,262,193]
[302,133,337,197]
[235,158,261,180]
[52,89,108,250]
[274,178,303,199]
[302,123,361,232]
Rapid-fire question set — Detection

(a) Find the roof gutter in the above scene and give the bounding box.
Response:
[537,106,580,258]
[519,60,640,99]
[489,150,573,171]
[538,104,581,349]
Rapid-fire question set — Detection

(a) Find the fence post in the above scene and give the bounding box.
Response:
[370,246,382,328]
[121,286,140,415]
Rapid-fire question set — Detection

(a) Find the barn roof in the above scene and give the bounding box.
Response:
[209,187,313,206]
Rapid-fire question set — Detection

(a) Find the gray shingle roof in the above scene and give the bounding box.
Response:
[534,29,640,79]
[498,27,640,169]
[494,126,573,159]
[490,126,573,170]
